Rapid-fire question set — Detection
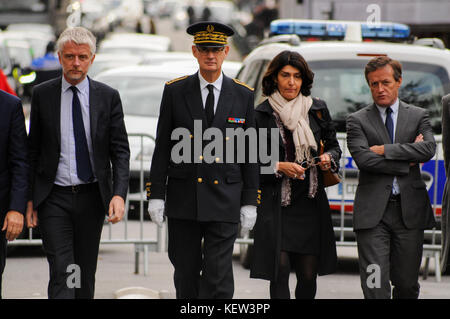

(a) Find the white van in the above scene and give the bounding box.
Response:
[236,19,450,238]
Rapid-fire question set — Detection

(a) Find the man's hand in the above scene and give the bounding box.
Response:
[410,134,424,166]
[147,199,165,227]
[108,195,125,224]
[370,145,385,155]
[26,200,38,228]
[2,211,24,241]
[240,205,257,237]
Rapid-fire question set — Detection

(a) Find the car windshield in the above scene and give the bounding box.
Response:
[308,60,449,134]
[97,75,165,117]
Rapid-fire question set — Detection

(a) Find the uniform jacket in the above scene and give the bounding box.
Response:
[28,76,130,212]
[441,93,450,272]
[0,90,28,219]
[346,101,436,231]
[148,72,259,223]
[250,98,340,280]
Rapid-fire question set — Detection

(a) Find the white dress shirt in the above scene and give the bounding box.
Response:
[55,77,96,186]
[198,71,223,114]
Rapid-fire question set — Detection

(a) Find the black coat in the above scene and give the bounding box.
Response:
[250,98,340,280]
[0,91,28,219]
[148,73,259,222]
[28,77,130,212]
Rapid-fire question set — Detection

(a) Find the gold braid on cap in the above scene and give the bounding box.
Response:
[194,25,227,45]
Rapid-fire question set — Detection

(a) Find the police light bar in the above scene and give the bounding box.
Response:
[270,19,410,40]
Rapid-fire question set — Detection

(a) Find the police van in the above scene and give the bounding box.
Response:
[236,19,450,244]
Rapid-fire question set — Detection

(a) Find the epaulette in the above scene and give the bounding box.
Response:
[166,75,188,85]
[233,78,254,91]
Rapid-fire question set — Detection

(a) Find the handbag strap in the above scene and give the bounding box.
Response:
[315,110,325,155]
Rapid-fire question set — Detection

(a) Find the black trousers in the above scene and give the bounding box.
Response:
[38,183,105,299]
[167,217,238,299]
[356,198,424,299]
[0,223,6,299]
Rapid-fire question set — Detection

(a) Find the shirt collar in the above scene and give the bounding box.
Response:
[376,98,399,115]
[198,71,223,91]
[62,76,89,94]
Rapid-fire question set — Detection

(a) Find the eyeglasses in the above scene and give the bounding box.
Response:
[298,157,321,169]
[196,46,225,55]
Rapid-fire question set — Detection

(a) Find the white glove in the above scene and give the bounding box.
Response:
[147,199,165,227]
[240,205,257,237]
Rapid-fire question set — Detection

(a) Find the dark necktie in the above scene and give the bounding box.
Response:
[385,107,394,143]
[70,86,93,183]
[205,84,215,127]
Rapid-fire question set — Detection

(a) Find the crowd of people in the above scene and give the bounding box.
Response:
[0,20,449,300]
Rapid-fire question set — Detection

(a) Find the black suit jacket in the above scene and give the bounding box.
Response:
[148,73,259,223]
[28,76,130,212]
[0,90,28,218]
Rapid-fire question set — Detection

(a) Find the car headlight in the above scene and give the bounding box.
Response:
[19,71,37,84]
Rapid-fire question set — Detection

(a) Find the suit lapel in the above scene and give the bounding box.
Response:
[395,101,409,143]
[52,78,62,148]
[366,103,391,144]
[184,73,208,129]
[211,75,234,130]
[88,77,99,145]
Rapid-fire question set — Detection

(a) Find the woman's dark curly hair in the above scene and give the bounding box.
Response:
[262,50,314,97]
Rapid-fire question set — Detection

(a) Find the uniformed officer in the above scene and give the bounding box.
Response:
[147,21,259,299]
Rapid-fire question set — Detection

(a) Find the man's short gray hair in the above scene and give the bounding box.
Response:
[56,27,97,55]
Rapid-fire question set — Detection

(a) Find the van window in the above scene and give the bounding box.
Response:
[308,60,449,134]
[243,60,267,104]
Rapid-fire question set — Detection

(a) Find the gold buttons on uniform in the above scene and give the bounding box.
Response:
[215,157,220,163]
[225,136,230,141]
[198,178,203,183]
[146,182,152,199]
[190,134,194,139]
[199,155,204,160]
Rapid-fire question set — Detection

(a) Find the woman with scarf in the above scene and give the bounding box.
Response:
[250,51,341,299]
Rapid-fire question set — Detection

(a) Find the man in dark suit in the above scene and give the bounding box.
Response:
[147,22,259,299]
[346,56,436,298]
[0,90,28,298]
[441,93,450,273]
[26,27,130,299]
